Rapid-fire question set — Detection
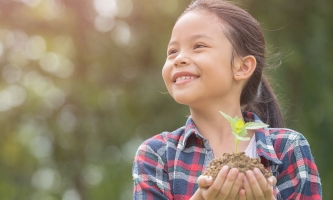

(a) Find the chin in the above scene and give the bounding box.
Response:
[170,89,198,105]
[172,95,193,106]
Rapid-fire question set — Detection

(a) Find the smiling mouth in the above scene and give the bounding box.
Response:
[174,75,199,83]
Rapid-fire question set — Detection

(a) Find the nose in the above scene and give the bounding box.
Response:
[174,53,190,67]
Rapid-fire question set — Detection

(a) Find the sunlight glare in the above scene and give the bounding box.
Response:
[26,35,46,60]
[93,0,118,17]
[112,21,131,47]
[94,16,115,32]
[31,168,61,191]
[62,189,81,200]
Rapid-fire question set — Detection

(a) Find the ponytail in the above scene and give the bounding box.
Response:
[242,75,284,128]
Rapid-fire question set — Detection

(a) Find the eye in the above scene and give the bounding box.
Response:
[167,49,178,55]
[194,43,206,49]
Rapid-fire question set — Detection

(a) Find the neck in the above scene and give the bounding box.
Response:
[190,104,243,140]
[190,105,254,157]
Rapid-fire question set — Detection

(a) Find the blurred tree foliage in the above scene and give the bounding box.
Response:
[0,0,331,199]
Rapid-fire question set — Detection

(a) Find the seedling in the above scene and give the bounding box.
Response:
[219,111,269,153]
[202,112,272,179]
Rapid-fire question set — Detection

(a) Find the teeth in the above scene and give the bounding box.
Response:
[176,76,197,82]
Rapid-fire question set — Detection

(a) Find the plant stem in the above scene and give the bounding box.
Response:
[235,140,239,153]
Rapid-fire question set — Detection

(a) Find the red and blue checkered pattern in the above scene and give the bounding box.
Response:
[132,112,322,200]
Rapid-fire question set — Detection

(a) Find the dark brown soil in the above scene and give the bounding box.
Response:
[202,152,272,179]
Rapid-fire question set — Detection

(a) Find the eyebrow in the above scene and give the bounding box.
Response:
[168,33,214,47]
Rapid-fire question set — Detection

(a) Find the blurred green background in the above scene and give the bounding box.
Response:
[0,0,331,199]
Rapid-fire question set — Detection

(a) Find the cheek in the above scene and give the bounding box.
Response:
[162,63,171,84]
[162,69,171,93]
[161,68,167,85]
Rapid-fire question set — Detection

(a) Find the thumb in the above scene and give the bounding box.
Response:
[198,175,213,188]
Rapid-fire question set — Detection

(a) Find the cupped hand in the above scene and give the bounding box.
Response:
[197,166,245,200]
[238,168,276,200]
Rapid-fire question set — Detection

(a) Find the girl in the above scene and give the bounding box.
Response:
[132,0,322,199]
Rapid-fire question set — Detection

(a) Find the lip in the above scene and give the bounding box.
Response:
[172,71,200,83]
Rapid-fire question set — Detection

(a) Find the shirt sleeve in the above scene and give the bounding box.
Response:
[275,134,322,200]
[132,137,173,200]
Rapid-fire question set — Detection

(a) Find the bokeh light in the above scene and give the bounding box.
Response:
[0,0,332,199]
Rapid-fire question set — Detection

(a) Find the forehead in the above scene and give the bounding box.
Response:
[179,10,220,23]
[172,11,224,37]
[173,10,223,31]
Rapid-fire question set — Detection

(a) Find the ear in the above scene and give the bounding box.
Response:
[233,55,257,81]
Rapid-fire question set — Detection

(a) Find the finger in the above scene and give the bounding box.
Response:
[253,168,274,199]
[204,165,230,199]
[243,176,254,199]
[239,189,247,200]
[267,176,277,186]
[227,172,244,199]
[246,170,265,200]
[215,168,239,198]
[198,175,214,188]
[192,188,204,200]
[268,176,277,200]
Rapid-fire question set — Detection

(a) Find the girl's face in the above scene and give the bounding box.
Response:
[162,11,241,108]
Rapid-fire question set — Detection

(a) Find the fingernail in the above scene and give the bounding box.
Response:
[206,176,213,183]
[246,170,252,175]
[222,165,229,171]
[268,177,273,185]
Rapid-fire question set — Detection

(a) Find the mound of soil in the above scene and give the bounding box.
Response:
[202,152,272,179]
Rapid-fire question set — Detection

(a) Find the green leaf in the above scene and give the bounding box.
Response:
[238,129,248,137]
[220,111,257,152]
[244,122,269,130]
[219,111,234,123]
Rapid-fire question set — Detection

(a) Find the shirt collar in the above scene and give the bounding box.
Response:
[243,112,282,165]
[180,112,282,165]
[179,117,204,150]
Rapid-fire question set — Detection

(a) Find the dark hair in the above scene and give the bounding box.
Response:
[181,0,284,128]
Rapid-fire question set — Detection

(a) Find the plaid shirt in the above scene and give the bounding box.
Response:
[132,112,322,200]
